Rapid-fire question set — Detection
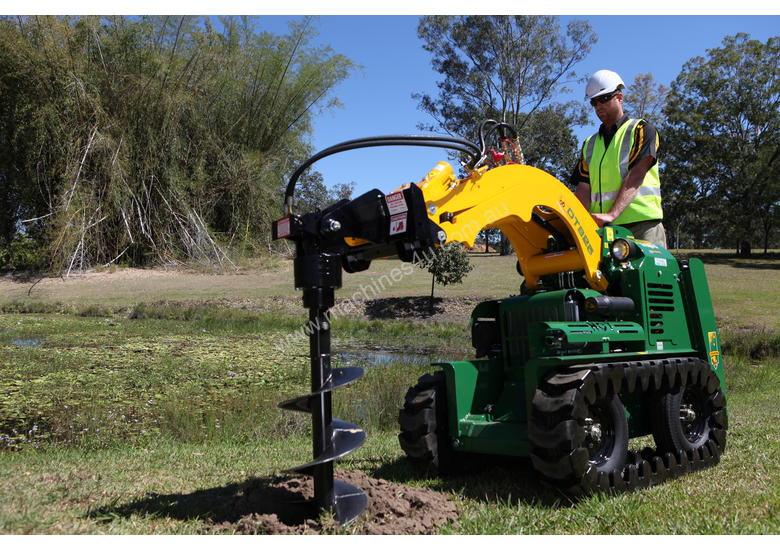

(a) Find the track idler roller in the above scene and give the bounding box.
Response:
[529,357,727,496]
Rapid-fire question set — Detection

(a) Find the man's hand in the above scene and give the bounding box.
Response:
[591,213,616,227]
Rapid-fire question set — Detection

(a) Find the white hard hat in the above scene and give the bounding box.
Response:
[585,70,625,100]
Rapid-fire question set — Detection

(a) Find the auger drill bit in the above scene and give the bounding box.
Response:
[277,264,367,525]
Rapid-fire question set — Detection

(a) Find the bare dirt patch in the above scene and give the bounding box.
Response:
[207,470,459,535]
[0,263,294,303]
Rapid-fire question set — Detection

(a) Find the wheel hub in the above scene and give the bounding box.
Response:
[680,405,697,424]
[584,417,603,446]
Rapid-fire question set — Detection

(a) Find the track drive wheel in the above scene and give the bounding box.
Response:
[650,359,728,457]
[529,369,628,493]
[398,371,457,475]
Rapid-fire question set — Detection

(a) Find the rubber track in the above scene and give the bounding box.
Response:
[529,357,728,496]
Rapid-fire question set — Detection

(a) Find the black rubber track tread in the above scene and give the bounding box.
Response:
[530,448,590,480]
[541,369,591,393]
[540,372,597,405]
[529,357,727,496]
[712,409,728,429]
[398,371,466,475]
[398,407,436,439]
[529,388,589,429]
[403,387,435,411]
[712,390,726,409]
[398,431,436,459]
[711,428,727,449]
[622,363,641,393]
[528,419,584,450]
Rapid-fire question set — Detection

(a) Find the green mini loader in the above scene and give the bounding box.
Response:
[273,120,727,524]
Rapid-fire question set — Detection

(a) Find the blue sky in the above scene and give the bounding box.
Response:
[20,5,778,201]
[254,13,779,200]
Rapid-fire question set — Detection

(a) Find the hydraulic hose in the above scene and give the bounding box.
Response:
[476,120,520,168]
[284,135,481,214]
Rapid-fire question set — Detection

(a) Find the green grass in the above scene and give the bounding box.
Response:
[1,377,778,534]
[1,253,779,533]
[4,250,779,329]
[1,308,778,533]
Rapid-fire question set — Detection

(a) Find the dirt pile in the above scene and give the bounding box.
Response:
[209,470,459,535]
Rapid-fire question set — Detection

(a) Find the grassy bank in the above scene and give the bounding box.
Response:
[3,251,779,328]
[1,393,778,536]
[1,254,779,533]
[1,305,779,533]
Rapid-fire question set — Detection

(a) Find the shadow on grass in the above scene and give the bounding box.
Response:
[87,476,317,527]
[88,456,574,527]
[370,455,575,509]
[364,296,444,320]
[675,252,780,270]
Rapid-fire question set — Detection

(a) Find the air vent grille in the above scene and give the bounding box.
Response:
[646,283,675,333]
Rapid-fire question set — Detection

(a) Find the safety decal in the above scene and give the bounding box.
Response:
[275,217,291,239]
[708,331,721,368]
[709,350,720,368]
[654,257,667,267]
[389,213,407,235]
[386,192,408,215]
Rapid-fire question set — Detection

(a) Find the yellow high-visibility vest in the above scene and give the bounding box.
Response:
[583,118,663,224]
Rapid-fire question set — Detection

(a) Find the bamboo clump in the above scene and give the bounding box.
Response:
[0,15,354,273]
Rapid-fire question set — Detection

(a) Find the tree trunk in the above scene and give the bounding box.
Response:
[763,216,771,255]
[499,232,512,256]
[429,273,435,311]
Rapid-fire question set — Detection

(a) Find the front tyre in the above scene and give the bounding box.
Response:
[529,368,628,493]
[583,394,629,475]
[398,371,457,475]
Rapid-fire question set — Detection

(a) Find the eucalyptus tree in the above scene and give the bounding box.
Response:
[662,33,780,252]
[415,15,595,178]
[623,73,669,124]
[415,16,595,254]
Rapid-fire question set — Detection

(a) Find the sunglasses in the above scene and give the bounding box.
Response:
[590,92,618,106]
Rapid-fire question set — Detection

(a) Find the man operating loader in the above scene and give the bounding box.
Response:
[571,69,667,248]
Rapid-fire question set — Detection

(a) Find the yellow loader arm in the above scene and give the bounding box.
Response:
[276,123,607,293]
[412,161,607,292]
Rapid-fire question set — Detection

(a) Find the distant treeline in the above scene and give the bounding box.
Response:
[0,15,353,271]
[1,16,778,272]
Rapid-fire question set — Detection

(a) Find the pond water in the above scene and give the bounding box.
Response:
[334,350,435,368]
[10,338,43,347]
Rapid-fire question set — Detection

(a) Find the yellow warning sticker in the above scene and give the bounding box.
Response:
[708,331,717,346]
[707,332,720,368]
[710,350,720,368]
